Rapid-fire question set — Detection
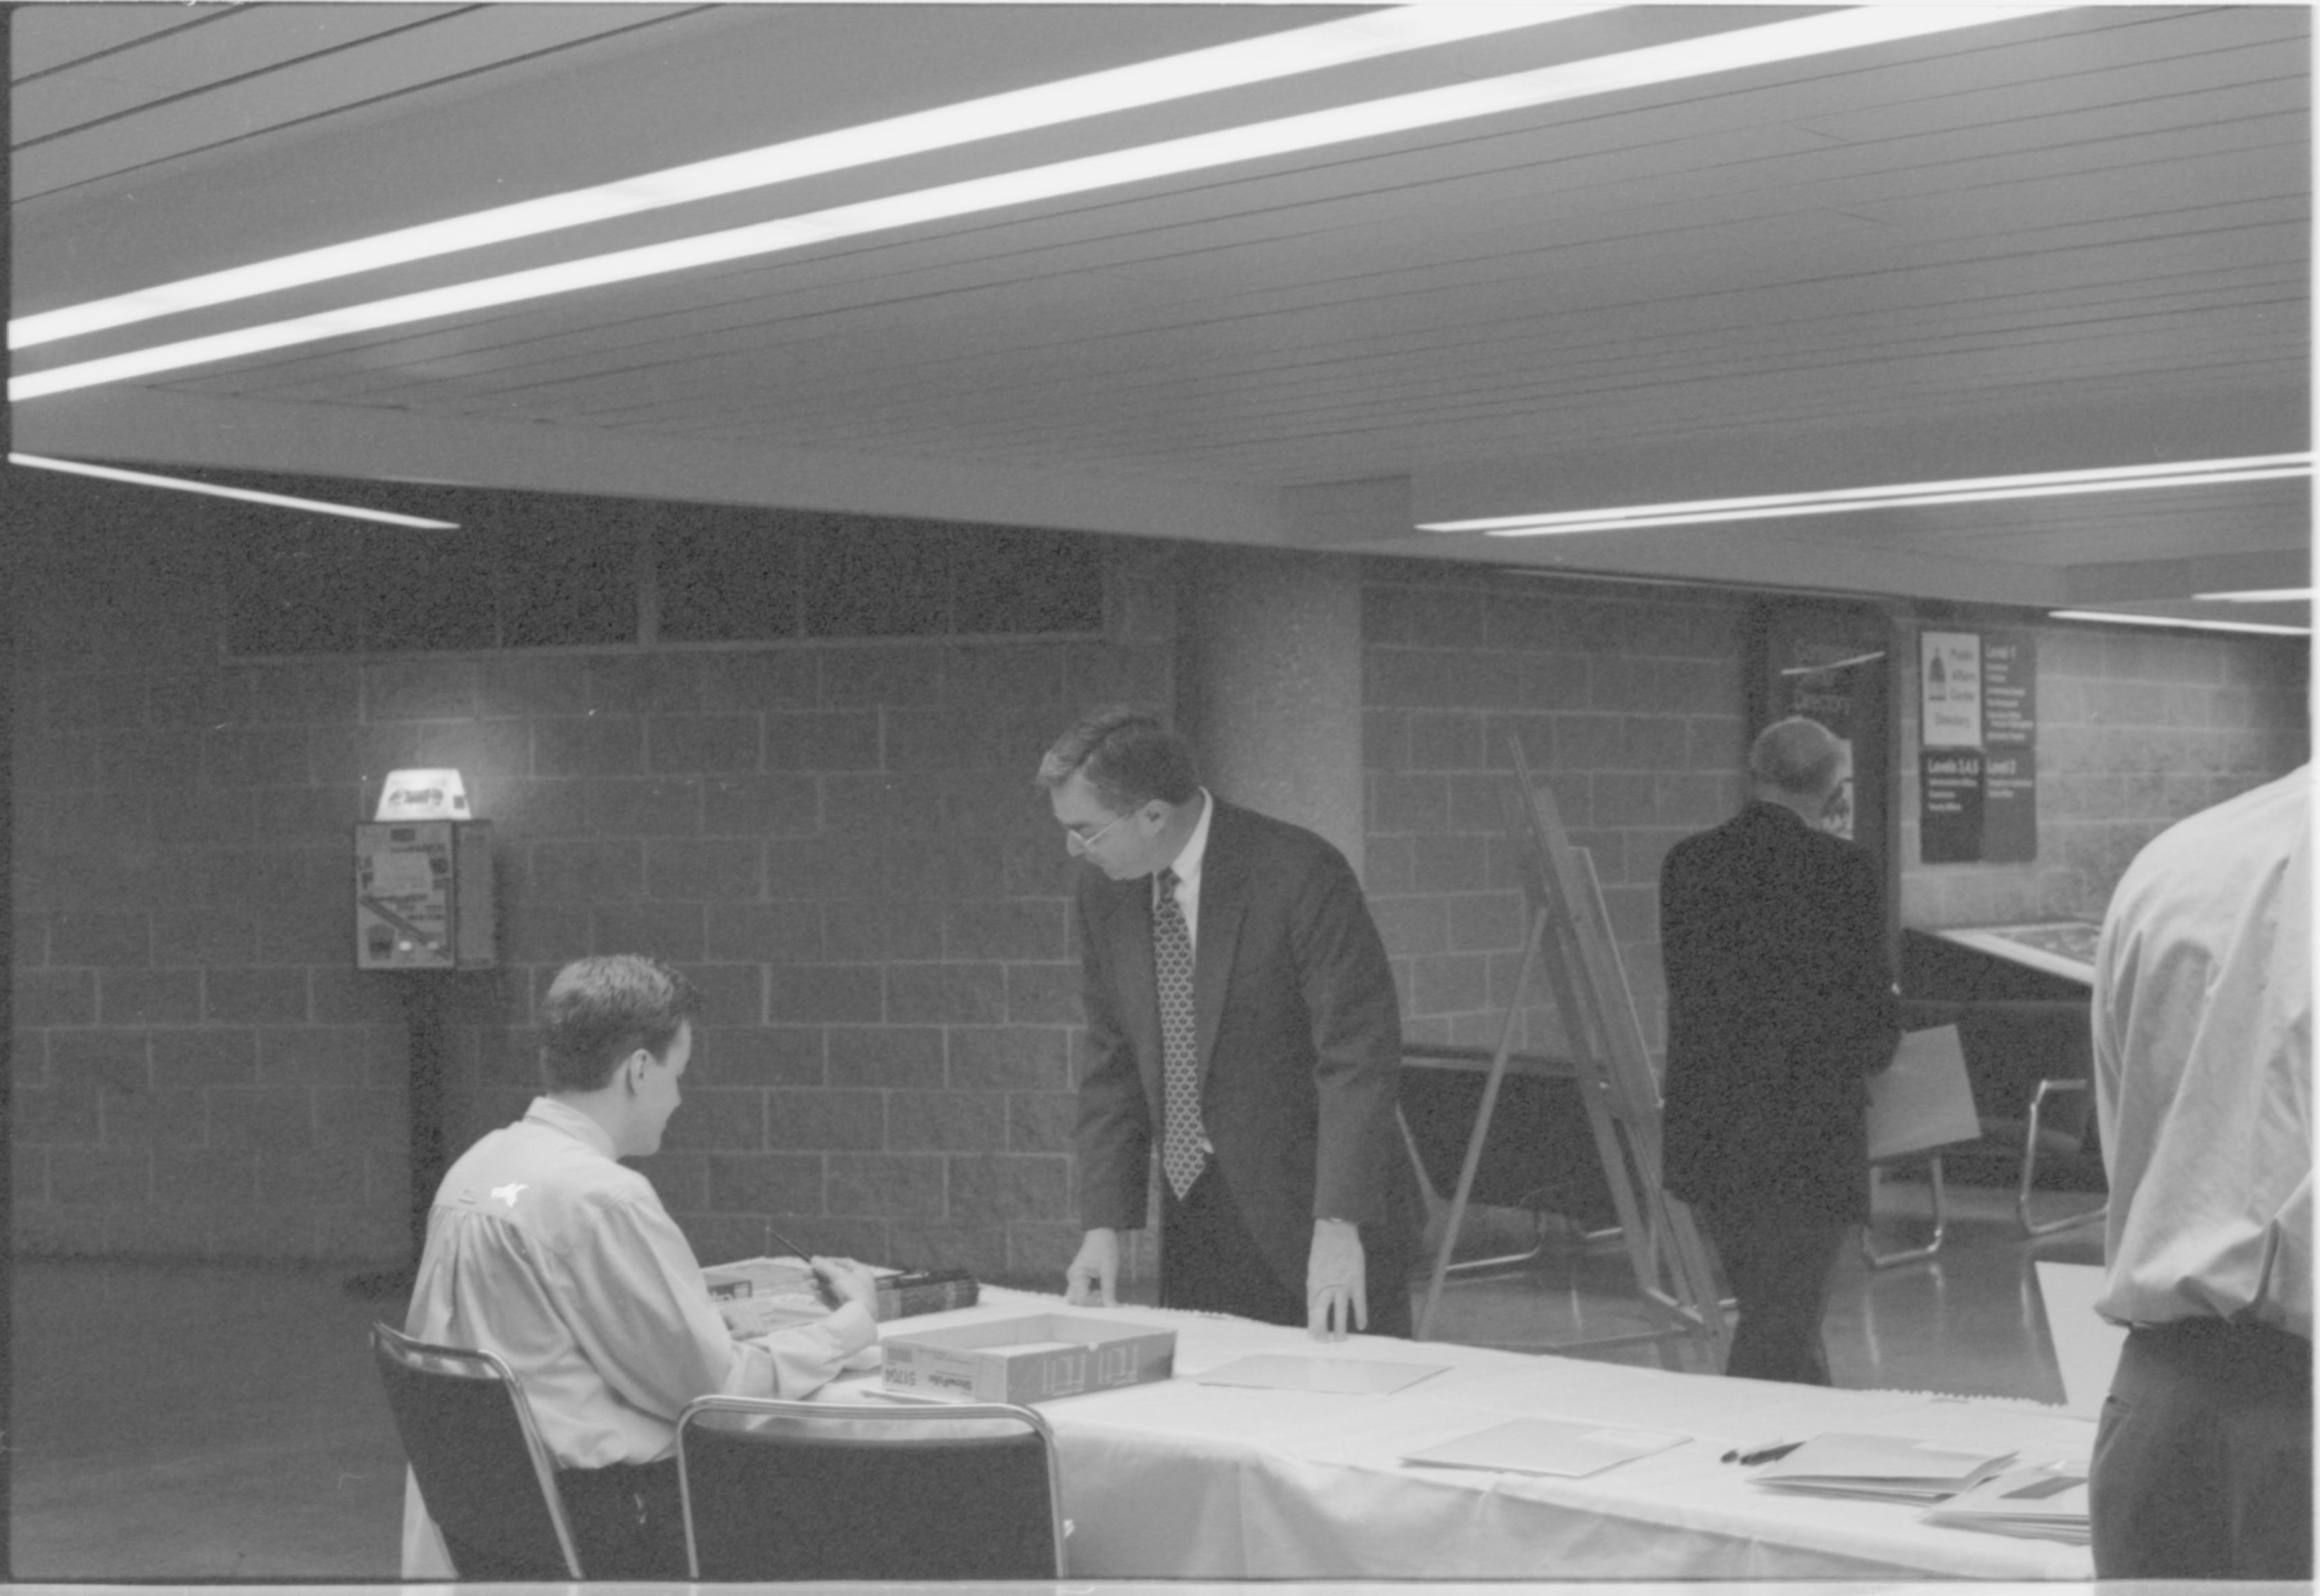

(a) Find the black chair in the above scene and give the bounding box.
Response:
[1953,1004,2107,1237]
[1399,1048,1621,1273]
[676,1394,1065,1580]
[370,1322,584,1580]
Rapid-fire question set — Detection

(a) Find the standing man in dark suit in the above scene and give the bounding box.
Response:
[1039,707,1418,1339]
[1658,716,1898,1383]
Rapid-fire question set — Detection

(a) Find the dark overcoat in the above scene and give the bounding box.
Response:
[1658,800,1900,1220]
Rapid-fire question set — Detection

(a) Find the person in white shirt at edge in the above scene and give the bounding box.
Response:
[398,954,881,1580]
[2088,764,2311,1579]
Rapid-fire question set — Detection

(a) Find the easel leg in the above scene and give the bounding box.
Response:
[1415,906,1549,1340]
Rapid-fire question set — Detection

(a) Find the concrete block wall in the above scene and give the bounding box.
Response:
[1360,575,2310,1061]
[15,468,2304,1275]
[1360,564,1752,1059]
[1896,616,2310,928]
[11,479,1179,1281]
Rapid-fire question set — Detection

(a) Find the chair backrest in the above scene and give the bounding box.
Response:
[676,1395,1065,1580]
[370,1322,583,1580]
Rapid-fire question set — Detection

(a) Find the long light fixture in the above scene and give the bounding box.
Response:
[10,5,2053,402]
[10,5,1586,352]
[8,452,460,529]
[1423,455,2317,537]
[2194,586,2314,603]
[2049,610,2310,638]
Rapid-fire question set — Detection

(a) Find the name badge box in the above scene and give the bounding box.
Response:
[881,1313,1175,1404]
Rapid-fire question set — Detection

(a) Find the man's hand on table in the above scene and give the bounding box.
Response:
[1307,1218,1367,1341]
[810,1256,882,1318]
[1064,1227,1121,1306]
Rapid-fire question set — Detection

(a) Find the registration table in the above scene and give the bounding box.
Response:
[831,1288,2098,1581]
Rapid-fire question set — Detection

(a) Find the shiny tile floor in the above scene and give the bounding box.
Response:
[10,1180,2106,1581]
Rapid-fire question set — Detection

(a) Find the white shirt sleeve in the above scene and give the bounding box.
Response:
[556,1184,878,1421]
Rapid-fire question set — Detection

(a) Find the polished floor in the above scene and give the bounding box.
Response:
[9,1179,2107,1582]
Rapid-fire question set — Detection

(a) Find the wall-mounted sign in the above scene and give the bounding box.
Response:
[1980,634,2037,863]
[1917,629,2036,864]
[1920,631,1983,747]
[1920,749,1986,862]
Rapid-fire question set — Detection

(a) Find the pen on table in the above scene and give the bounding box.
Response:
[765,1223,840,1308]
[1721,1440,1804,1465]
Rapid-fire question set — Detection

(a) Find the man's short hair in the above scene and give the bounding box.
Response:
[1748,716,1846,799]
[1036,706,1200,812]
[540,955,700,1093]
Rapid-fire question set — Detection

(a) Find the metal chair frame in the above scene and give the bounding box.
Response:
[2015,1077,2108,1237]
[675,1394,1067,1580]
[370,1321,584,1580]
[1860,1154,1948,1269]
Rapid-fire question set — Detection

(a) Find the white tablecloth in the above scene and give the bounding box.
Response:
[836,1288,2097,1580]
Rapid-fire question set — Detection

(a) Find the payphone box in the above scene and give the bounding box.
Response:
[355,821,495,969]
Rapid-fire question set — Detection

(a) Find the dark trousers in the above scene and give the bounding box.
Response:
[557,1456,689,1580]
[1161,1165,1412,1338]
[436,1455,685,1580]
[1697,1199,1844,1384]
[2091,1319,2312,1579]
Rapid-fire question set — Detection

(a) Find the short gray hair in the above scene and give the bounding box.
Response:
[1748,716,1845,798]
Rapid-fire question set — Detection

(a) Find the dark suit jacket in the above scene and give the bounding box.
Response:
[1073,797,1418,1301]
[1658,801,1899,1221]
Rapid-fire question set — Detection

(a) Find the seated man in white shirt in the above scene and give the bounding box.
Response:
[400,954,880,1579]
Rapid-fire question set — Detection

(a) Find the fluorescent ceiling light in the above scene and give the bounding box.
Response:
[2049,609,2310,638]
[2194,586,2314,603]
[1423,455,2317,537]
[8,452,459,529]
[10,7,1596,352]
[10,4,2053,402]
[1779,650,1886,676]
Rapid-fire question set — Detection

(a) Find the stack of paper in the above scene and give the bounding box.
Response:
[1922,1465,2091,1543]
[1402,1417,1688,1479]
[1750,1433,2017,1501]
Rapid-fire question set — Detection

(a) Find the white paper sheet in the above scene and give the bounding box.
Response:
[1403,1416,1687,1478]
[2033,1261,2129,1418]
[1924,1464,2091,1543]
[1868,1025,1983,1161]
[1752,1432,2017,1500]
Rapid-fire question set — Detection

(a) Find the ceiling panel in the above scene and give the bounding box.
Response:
[10,1,2309,620]
[9,3,212,79]
[13,6,707,201]
[13,6,444,145]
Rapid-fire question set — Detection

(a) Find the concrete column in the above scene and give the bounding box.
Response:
[1176,545,1366,875]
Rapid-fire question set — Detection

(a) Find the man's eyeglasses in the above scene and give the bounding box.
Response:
[1064,810,1133,855]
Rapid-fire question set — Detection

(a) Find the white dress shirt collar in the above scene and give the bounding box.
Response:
[526,1094,617,1160]
[1157,788,1214,947]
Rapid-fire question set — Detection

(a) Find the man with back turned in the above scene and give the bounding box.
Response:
[1658,716,1899,1383]
[1039,707,1419,1339]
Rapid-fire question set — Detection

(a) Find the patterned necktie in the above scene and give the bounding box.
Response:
[1152,867,1206,1199]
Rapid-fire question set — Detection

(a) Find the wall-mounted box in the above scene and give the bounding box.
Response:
[880,1313,1174,1404]
[354,821,496,969]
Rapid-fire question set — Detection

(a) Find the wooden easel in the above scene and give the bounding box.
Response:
[1414,738,1729,1372]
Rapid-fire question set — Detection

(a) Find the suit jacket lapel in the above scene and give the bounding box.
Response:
[1192,802,1247,1087]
